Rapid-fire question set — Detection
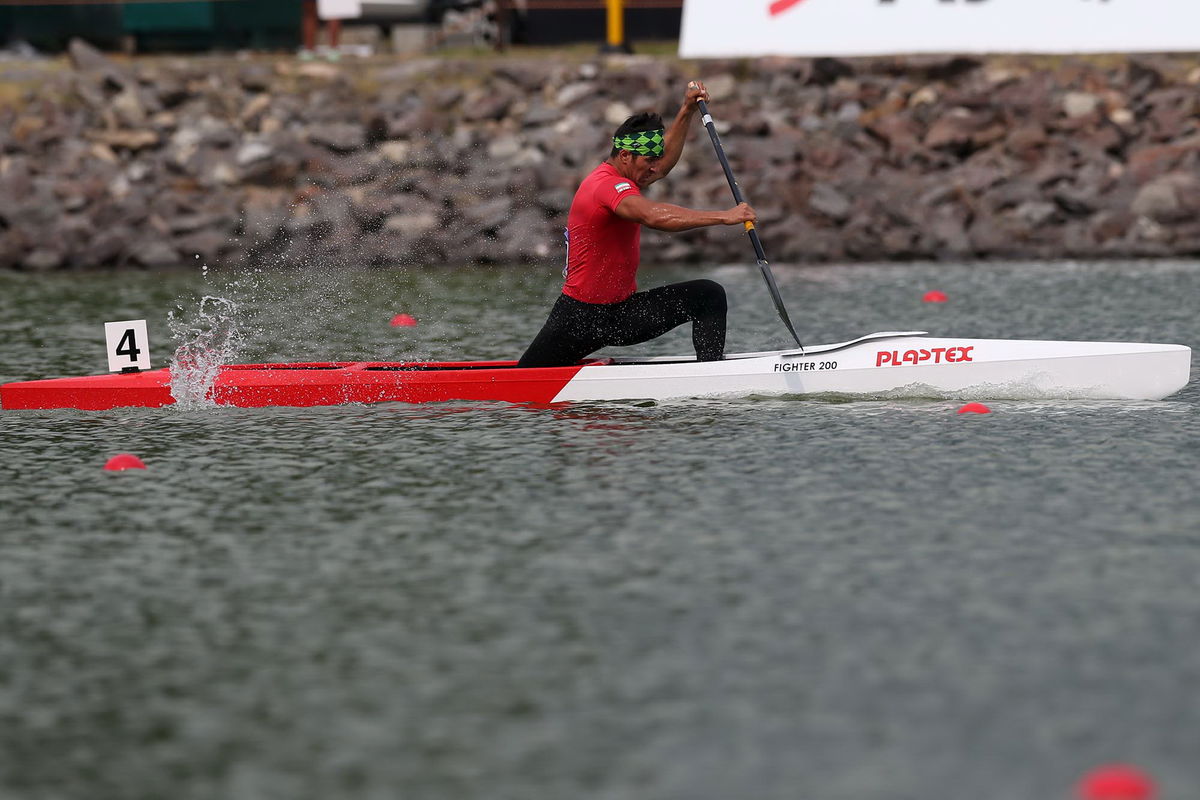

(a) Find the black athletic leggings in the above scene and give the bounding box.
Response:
[518,279,727,367]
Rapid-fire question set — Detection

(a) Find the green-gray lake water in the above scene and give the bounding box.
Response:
[1,260,1198,800]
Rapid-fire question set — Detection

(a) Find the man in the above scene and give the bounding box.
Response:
[300,0,359,60]
[518,80,756,368]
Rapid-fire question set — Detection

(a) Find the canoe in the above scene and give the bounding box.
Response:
[0,332,1190,410]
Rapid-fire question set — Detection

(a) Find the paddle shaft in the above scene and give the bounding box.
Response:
[696,98,803,350]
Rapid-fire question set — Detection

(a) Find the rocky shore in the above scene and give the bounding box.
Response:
[3,40,1200,271]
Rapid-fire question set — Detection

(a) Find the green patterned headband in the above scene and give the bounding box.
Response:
[614,129,665,157]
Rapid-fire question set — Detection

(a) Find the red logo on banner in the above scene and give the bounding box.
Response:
[769,0,808,15]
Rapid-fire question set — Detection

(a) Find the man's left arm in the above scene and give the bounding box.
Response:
[652,80,709,183]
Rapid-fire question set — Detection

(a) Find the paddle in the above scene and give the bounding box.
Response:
[696,98,804,351]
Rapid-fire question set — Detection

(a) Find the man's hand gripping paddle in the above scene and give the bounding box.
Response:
[696,97,804,351]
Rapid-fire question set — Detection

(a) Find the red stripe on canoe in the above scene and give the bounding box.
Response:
[0,360,603,410]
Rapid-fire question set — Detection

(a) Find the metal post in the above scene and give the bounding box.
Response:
[495,0,510,51]
[602,0,632,53]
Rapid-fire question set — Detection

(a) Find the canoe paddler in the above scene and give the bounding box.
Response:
[518,79,756,367]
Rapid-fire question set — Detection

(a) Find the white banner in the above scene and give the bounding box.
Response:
[680,0,1200,58]
[317,0,363,21]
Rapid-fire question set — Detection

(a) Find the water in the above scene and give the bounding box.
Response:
[1,260,1198,800]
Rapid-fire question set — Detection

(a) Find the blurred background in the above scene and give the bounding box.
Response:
[2,0,1199,274]
[0,0,683,54]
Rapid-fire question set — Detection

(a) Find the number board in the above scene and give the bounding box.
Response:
[105,320,151,372]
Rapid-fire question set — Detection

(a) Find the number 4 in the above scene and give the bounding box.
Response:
[116,328,141,362]
[105,319,150,373]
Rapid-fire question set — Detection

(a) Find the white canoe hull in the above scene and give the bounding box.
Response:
[552,332,1192,402]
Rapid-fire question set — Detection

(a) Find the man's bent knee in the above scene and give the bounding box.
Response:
[692,279,727,315]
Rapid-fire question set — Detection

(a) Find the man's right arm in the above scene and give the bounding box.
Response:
[614,195,756,233]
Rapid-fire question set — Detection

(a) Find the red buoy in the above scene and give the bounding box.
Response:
[390,313,418,327]
[104,454,146,471]
[923,290,948,303]
[957,402,991,414]
[1077,765,1156,800]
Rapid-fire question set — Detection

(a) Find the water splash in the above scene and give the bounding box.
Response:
[167,296,242,408]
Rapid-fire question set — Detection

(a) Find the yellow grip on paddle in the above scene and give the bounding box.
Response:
[744,221,756,232]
